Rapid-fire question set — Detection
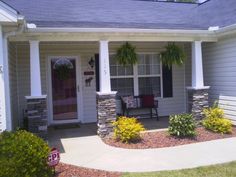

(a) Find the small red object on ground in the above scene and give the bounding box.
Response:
[48,147,60,167]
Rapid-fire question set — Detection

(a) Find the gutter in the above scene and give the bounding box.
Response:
[24,26,217,42]
[27,27,215,35]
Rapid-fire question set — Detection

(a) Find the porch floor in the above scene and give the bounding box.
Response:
[48,117,236,172]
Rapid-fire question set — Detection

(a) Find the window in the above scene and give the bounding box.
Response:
[110,54,162,97]
[137,54,161,97]
[110,55,134,96]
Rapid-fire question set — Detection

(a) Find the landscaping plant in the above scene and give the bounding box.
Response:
[0,130,53,177]
[202,106,232,134]
[160,43,186,69]
[112,116,145,143]
[115,42,138,66]
[168,113,196,137]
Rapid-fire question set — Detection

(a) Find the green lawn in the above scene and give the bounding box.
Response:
[122,161,236,177]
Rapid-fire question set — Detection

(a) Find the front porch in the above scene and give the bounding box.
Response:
[6,39,210,138]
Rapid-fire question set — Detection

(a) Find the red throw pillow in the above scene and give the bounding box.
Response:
[142,95,154,108]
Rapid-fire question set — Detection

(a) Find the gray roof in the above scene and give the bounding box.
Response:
[1,0,236,30]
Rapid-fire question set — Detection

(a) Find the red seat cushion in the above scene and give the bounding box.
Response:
[142,95,154,108]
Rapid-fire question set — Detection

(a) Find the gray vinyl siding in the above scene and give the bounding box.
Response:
[203,38,236,123]
[8,42,19,129]
[14,42,188,124]
[184,43,192,87]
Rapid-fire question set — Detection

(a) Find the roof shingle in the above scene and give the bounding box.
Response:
[2,0,236,30]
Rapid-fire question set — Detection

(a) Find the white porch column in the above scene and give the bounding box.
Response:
[97,40,116,137]
[27,41,47,139]
[99,40,111,93]
[0,25,7,131]
[191,41,204,88]
[187,41,209,121]
[29,40,42,96]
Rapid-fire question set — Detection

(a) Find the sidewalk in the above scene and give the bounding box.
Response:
[49,127,236,172]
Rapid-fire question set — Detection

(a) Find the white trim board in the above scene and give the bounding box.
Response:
[0,1,18,23]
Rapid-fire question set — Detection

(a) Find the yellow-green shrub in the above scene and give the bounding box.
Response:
[202,107,232,134]
[112,116,145,143]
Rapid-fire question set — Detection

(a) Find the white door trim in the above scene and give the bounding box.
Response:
[46,56,83,125]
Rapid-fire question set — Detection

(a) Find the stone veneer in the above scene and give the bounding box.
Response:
[97,92,117,137]
[25,96,47,140]
[187,87,210,121]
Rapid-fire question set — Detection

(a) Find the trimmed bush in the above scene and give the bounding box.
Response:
[0,130,53,177]
[202,107,232,134]
[113,116,145,143]
[168,114,196,137]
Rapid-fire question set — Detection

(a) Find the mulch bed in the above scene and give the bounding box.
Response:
[103,127,236,149]
[55,163,122,177]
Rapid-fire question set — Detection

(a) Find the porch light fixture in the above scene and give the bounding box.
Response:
[88,57,95,68]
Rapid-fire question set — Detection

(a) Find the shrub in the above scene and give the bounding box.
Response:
[168,114,196,137]
[0,130,53,177]
[112,116,145,143]
[202,107,232,134]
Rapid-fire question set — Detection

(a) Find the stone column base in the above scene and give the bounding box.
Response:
[25,95,48,140]
[96,92,117,137]
[187,87,210,121]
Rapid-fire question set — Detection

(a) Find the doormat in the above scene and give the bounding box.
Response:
[53,123,80,130]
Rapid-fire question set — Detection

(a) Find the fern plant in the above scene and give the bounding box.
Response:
[160,43,186,68]
[115,42,138,66]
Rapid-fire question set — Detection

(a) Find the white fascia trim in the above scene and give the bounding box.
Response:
[27,27,215,35]
[0,1,18,15]
[0,1,19,22]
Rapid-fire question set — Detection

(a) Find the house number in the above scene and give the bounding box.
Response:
[0,66,3,74]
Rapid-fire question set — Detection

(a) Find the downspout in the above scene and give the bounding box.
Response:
[3,19,25,130]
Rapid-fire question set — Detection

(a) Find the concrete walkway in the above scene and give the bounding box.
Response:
[49,124,236,172]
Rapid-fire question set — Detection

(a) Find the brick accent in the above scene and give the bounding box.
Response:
[187,87,210,121]
[96,92,117,137]
[26,96,47,140]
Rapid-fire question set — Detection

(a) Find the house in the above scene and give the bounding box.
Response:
[0,0,236,137]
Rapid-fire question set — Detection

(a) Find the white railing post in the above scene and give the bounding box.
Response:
[99,40,111,93]
[29,40,42,96]
[191,41,204,89]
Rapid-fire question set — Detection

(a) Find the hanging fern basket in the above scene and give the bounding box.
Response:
[160,43,186,68]
[115,42,138,66]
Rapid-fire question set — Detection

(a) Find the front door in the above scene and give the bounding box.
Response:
[49,57,81,124]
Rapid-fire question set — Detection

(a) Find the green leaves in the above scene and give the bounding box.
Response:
[113,116,145,143]
[0,130,53,177]
[168,114,196,137]
[115,42,138,66]
[202,107,233,134]
[160,43,186,69]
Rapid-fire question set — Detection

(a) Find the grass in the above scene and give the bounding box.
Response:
[122,161,236,177]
